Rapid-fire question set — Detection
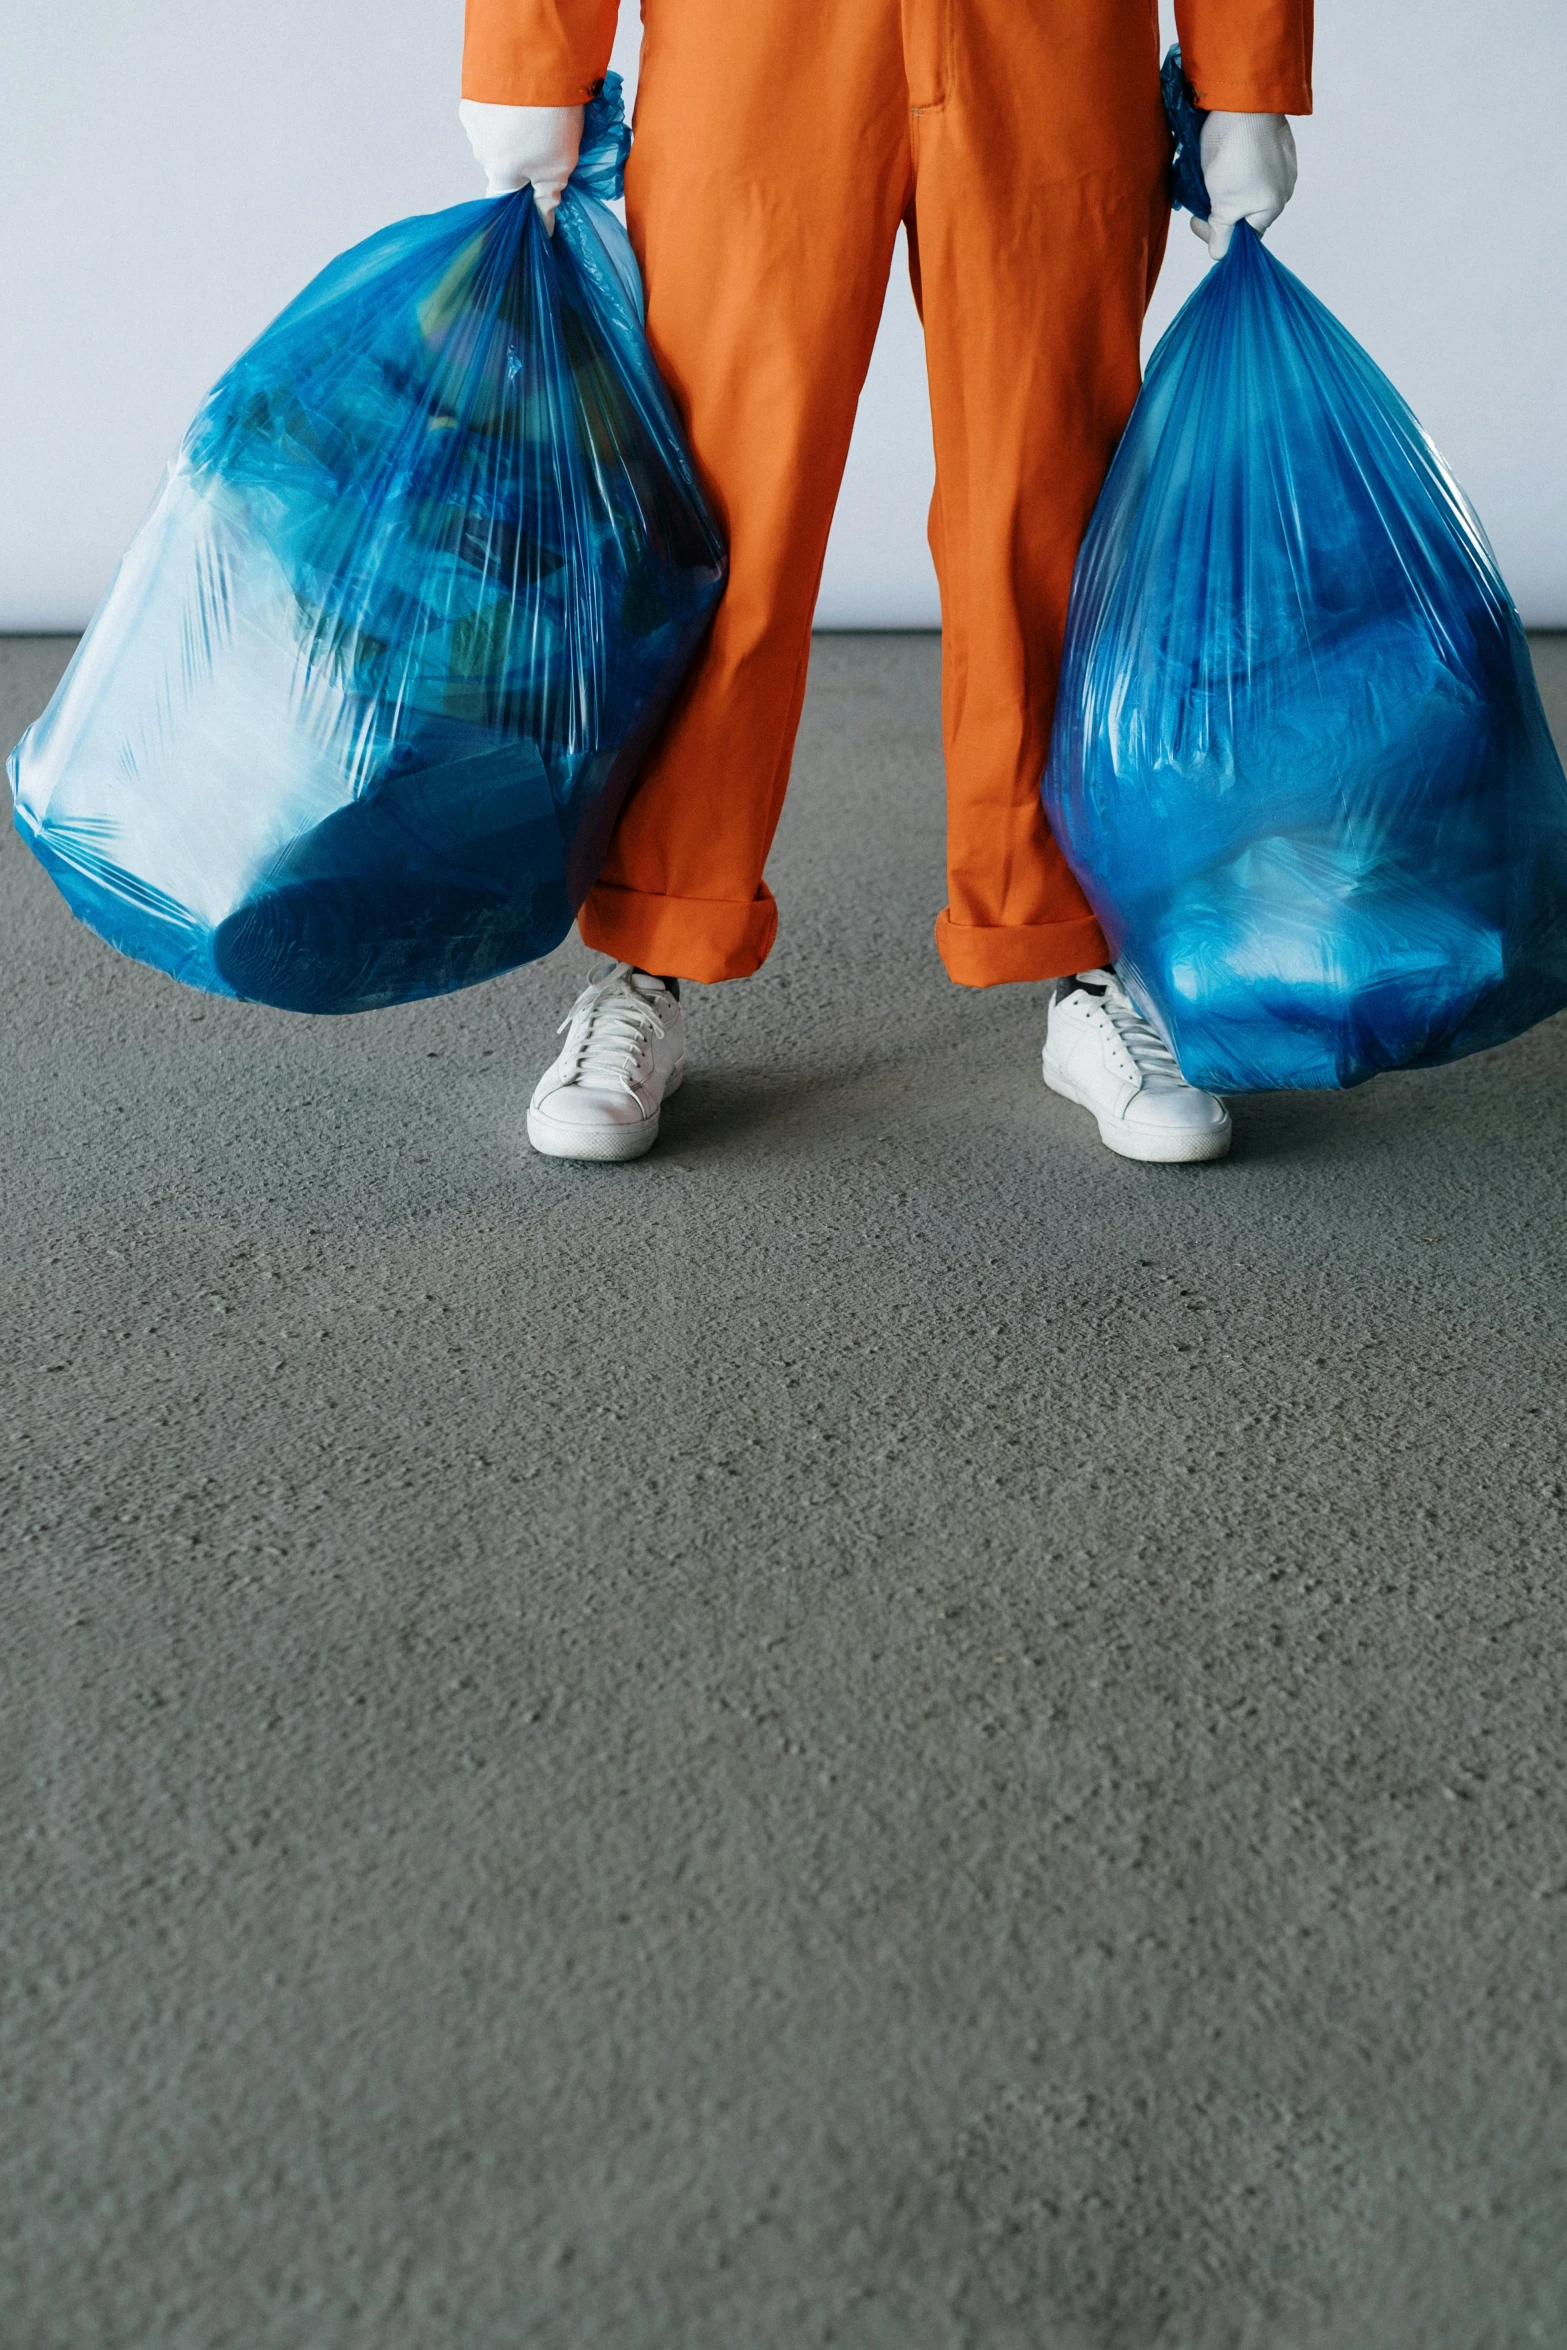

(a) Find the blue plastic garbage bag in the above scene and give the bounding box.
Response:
[1041,53,1567,1092]
[9,78,726,1015]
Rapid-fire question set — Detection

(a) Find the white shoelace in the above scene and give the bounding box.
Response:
[1080,969,1182,1083]
[555,964,666,1097]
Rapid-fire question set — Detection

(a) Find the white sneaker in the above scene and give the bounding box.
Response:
[1042,968,1231,1164]
[527,964,684,1162]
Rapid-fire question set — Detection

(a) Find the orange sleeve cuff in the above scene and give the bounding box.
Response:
[1177,0,1315,115]
[460,0,617,106]
[1185,69,1314,114]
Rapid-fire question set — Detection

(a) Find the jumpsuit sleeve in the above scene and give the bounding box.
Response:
[1175,0,1314,114]
[460,0,619,105]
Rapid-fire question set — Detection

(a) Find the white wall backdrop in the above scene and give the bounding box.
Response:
[2,0,1563,634]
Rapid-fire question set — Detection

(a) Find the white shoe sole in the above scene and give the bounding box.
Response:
[1042,1055,1231,1165]
[526,1064,683,1163]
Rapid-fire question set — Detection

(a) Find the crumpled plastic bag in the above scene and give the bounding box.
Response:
[10,77,727,1014]
[1041,51,1567,1091]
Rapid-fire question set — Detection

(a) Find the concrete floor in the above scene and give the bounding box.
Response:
[4,631,1567,2349]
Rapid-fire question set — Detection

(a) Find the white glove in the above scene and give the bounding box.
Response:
[1192,112,1298,260]
[458,101,584,233]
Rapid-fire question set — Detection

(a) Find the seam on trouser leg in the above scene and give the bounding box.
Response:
[759,629,818,847]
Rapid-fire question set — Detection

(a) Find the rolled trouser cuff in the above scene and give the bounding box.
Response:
[934,906,1109,989]
[579,878,779,983]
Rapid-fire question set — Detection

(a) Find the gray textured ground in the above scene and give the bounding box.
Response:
[4,631,1567,2350]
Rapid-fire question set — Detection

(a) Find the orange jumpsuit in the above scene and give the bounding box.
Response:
[463,0,1313,986]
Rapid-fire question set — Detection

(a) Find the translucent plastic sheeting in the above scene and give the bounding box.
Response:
[1042,55,1567,1093]
[10,79,726,1015]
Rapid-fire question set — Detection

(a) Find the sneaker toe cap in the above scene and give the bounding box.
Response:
[531,1082,651,1134]
[1121,1084,1229,1138]
[1132,1081,1231,1128]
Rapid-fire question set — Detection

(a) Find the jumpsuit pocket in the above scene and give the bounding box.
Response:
[902,0,952,112]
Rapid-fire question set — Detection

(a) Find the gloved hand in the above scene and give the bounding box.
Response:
[1192,112,1298,260]
[458,101,584,233]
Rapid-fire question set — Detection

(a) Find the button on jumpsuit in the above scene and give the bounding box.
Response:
[463,0,1314,985]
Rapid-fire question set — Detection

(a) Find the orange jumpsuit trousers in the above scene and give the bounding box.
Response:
[464,0,1314,986]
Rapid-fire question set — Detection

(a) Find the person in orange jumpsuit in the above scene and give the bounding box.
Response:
[459,0,1313,1165]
